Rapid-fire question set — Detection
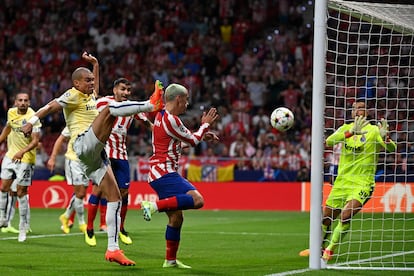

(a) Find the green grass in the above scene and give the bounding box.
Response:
[1,209,413,275]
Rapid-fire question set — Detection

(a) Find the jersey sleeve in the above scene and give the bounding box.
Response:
[326,124,350,147]
[96,97,110,112]
[55,90,76,108]
[61,126,70,138]
[164,114,209,147]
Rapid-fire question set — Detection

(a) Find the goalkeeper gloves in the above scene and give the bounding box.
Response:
[377,118,389,139]
[350,116,369,135]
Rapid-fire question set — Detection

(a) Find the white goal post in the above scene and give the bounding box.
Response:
[310,0,414,271]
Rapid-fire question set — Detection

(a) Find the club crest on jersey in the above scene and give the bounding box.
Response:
[22,119,27,125]
[360,135,366,142]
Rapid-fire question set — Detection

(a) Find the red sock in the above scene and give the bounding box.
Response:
[166,240,179,261]
[100,204,107,226]
[120,204,127,231]
[87,204,98,230]
[156,197,178,212]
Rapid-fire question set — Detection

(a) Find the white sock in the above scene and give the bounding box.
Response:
[6,194,16,226]
[64,194,76,218]
[109,100,153,117]
[17,195,29,230]
[74,197,85,225]
[106,201,121,251]
[0,191,8,220]
[26,194,30,227]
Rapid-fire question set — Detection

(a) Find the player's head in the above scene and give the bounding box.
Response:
[351,100,367,118]
[165,83,189,114]
[113,78,131,102]
[14,91,30,114]
[72,67,95,95]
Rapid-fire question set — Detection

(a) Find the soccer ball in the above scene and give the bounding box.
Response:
[270,107,294,131]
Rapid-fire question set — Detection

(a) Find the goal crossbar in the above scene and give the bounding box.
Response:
[329,0,414,35]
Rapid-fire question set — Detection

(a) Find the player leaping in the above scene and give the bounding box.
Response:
[22,51,164,266]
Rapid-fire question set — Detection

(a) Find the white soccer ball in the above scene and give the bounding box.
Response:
[270,107,294,131]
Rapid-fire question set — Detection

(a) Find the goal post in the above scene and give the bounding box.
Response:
[310,0,414,271]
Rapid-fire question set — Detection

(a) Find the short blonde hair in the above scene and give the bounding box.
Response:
[165,84,187,102]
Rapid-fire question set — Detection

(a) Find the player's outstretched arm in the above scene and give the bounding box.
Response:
[82,52,99,97]
[377,118,397,152]
[22,100,62,136]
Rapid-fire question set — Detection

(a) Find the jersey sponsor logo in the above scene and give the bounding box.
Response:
[85,104,96,111]
[42,185,69,208]
[344,143,363,152]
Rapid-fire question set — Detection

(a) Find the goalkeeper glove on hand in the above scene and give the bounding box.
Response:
[377,118,389,139]
[350,116,369,135]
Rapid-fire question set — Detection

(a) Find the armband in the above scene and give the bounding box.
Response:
[27,116,39,125]
[344,131,353,138]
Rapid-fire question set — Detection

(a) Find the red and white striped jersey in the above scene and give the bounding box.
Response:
[148,110,209,182]
[96,96,148,160]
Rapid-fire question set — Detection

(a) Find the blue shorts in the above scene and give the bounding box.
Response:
[110,158,130,190]
[149,172,196,199]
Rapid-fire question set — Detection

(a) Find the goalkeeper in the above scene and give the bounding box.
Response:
[300,100,396,261]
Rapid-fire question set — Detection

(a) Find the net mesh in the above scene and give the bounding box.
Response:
[323,0,414,270]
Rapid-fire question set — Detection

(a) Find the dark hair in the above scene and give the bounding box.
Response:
[113,78,131,87]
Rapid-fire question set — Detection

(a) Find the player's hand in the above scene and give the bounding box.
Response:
[350,116,369,135]
[377,118,389,139]
[201,108,219,125]
[82,51,98,64]
[12,151,24,163]
[21,123,33,137]
[203,131,219,142]
[46,159,55,172]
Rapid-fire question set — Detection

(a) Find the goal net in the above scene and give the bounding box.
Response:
[321,0,414,271]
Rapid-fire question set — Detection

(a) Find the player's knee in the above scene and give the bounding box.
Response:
[168,212,184,226]
[192,194,204,209]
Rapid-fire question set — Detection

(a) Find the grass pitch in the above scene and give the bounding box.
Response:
[1,209,413,275]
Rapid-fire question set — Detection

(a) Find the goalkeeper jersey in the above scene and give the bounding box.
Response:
[326,122,396,187]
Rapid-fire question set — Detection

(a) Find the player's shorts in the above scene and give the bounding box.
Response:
[73,127,109,186]
[325,179,374,209]
[11,180,17,192]
[149,172,196,200]
[0,156,34,187]
[64,158,90,186]
[109,158,130,190]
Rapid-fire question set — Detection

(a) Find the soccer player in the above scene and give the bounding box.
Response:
[0,91,41,242]
[22,51,164,266]
[84,77,153,247]
[46,126,90,233]
[140,83,219,268]
[299,100,396,261]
